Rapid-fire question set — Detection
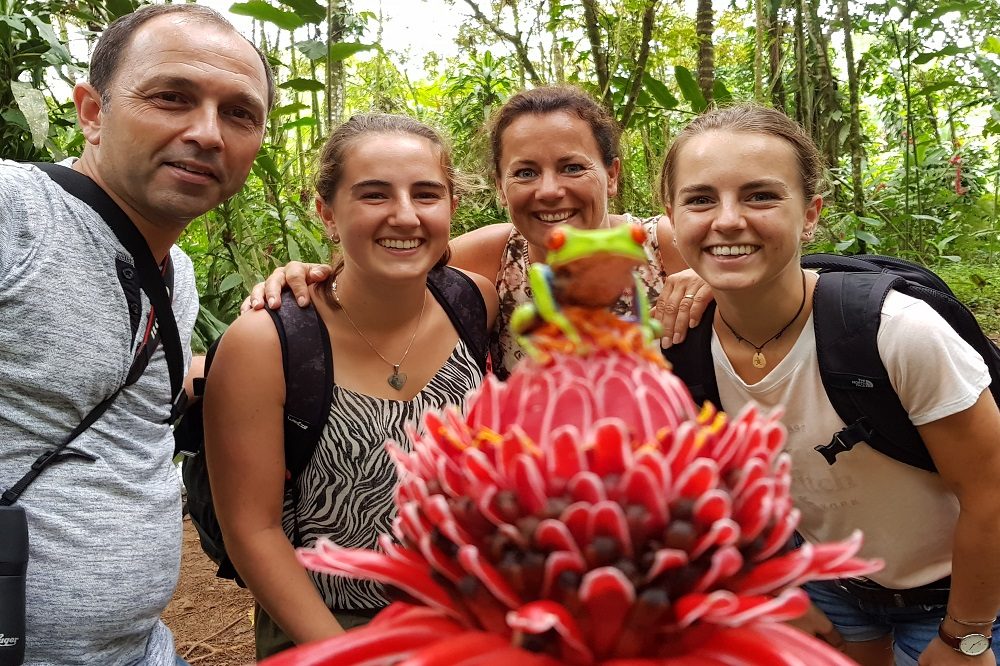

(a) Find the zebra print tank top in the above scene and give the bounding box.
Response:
[281,339,483,610]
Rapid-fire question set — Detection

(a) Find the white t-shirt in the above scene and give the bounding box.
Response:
[713,289,989,588]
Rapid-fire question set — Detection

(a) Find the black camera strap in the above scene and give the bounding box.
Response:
[0,163,187,507]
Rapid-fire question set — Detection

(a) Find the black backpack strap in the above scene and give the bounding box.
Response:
[661,302,722,410]
[266,290,333,482]
[812,271,936,472]
[32,162,186,419]
[427,266,489,374]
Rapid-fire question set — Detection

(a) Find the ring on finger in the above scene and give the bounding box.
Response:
[683,294,696,299]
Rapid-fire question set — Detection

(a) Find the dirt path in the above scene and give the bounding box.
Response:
[164,517,256,665]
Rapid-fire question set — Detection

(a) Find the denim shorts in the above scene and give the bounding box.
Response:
[803,579,1000,665]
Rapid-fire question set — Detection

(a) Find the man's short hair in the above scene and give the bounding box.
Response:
[88,4,275,110]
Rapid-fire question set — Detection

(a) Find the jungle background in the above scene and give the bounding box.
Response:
[4,0,1000,660]
[4,0,1000,348]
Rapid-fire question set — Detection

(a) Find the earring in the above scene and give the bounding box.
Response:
[329,233,340,243]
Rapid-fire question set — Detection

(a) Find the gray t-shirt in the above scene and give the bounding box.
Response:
[0,161,198,665]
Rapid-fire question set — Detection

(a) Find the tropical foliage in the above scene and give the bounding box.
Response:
[3,0,999,347]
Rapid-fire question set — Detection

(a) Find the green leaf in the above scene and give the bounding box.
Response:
[10,81,49,150]
[712,79,732,105]
[253,153,281,181]
[106,0,139,20]
[277,0,325,23]
[984,36,1000,55]
[642,73,678,109]
[219,273,244,293]
[674,66,707,113]
[24,16,73,65]
[279,117,318,132]
[270,102,308,118]
[855,230,881,246]
[295,39,327,61]
[279,77,325,92]
[287,236,301,262]
[917,80,957,96]
[328,42,377,62]
[912,44,965,65]
[835,239,856,251]
[229,1,304,30]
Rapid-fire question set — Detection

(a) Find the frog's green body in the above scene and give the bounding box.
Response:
[510,225,663,353]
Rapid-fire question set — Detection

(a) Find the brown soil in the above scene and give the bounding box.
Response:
[164,516,256,665]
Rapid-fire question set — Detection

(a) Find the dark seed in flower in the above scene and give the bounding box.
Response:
[431,529,459,557]
[662,520,698,552]
[517,515,540,540]
[670,498,695,521]
[543,496,570,519]
[625,503,654,544]
[615,557,640,583]
[584,535,620,567]
[495,490,522,523]
[516,628,557,654]
[557,569,582,589]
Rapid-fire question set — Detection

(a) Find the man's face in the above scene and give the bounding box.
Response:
[88,15,268,231]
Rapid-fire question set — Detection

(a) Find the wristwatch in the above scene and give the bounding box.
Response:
[938,623,993,657]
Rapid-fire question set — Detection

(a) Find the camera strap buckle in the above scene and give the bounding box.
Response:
[31,448,61,472]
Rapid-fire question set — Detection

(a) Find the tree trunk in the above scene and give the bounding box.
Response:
[837,0,864,214]
[754,0,766,101]
[767,0,786,111]
[581,0,612,108]
[696,0,715,105]
[792,0,810,134]
[618,1,659,128]
[326,0,347,129]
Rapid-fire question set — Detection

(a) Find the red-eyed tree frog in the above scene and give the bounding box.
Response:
[510,224,663,352]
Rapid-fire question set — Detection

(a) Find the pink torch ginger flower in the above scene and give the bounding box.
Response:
[261,331,880,665]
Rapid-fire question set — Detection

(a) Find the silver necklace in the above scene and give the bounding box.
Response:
[330,280,426,390]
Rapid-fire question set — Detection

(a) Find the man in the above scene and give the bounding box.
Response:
[0,5,272,664]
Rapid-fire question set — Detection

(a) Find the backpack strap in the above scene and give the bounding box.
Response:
[32,162,186,421]
[266,290,334,483]
[427,266,489,374]
[266,291,334,548]
[661,301,722,410]
[812,271,937,472]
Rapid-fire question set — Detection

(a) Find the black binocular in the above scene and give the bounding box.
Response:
[0,504,27,666]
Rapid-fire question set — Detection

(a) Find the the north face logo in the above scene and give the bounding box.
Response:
[851,378,875,389]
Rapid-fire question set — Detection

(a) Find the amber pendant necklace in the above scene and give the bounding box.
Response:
[331,280,426,390]
[718,270,807,369]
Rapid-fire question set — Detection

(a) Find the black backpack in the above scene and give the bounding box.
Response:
[177,266,488,584]
[664,253,1000,473]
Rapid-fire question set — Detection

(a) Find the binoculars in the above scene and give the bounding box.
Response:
[0,504,27,666]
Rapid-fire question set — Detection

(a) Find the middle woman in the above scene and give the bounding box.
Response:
[204,114,498,659]
[450,86,692,377]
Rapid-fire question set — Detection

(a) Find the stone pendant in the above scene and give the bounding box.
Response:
[388,366,407,390]
[752,351,766,369]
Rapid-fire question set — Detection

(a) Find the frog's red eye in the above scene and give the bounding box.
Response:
[548,228,567,250]
[630,224,647,245]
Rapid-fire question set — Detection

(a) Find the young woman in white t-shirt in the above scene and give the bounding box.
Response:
[660,105,1000,666]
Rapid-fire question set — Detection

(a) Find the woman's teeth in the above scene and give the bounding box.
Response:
[378,239,421,249]
[710,245,758,256]
[537,212,573,223]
